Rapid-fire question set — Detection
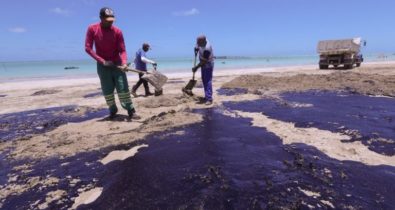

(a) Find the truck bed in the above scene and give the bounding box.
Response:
[317,38,361,54]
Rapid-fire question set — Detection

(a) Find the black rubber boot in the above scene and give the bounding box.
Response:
[109,107,118,119]
[127,109,141,121]
[131,85,138,97]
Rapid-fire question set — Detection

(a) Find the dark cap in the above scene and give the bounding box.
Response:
[142,43,151,50]
[100,7,115,21]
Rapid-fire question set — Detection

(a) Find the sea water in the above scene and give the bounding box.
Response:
[0,54,394,82]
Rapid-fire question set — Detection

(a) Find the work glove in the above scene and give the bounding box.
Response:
[103,61,114,67]
[192,66,198,73]
[152,63,158,71]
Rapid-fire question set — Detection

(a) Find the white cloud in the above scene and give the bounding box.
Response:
[50,7,71,16]
[173,8,199,16]
[9,27,26,33]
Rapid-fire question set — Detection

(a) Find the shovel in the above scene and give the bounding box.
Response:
[182,55,197,96]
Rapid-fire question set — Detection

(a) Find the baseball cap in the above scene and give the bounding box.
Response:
[100,7,115,21]
[142,43,151,50]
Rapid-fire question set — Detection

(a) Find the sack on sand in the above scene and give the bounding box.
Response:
[142,70,168,91]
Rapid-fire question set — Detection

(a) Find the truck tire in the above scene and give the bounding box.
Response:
[344,64,353,69]
[319,65,328,70]
[334,65,338,69]
[356,63,361,67]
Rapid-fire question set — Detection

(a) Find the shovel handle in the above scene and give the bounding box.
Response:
[117,66,151,75]
[192,54,197,80]
[126,68,148,74]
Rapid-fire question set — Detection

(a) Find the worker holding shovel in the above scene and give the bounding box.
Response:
[85,7,140,120]
[131,43,157,97]
[192,35,214,105]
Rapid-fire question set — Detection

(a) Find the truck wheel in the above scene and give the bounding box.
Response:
[334,65,338,69]
[344,64,353,69]
[319,65,328,69]
[356,63,361,67]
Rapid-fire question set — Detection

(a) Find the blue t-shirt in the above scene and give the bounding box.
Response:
[134,48,147,71]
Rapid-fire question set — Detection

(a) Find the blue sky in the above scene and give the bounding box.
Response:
[1,0,395,61]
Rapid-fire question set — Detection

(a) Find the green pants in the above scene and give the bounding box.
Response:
[97,63,134,113]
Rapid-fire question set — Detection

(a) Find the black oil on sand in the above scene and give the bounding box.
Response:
[2,91,395,209]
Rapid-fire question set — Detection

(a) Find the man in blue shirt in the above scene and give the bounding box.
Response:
[131,43,157,97]
[192,35,214,105]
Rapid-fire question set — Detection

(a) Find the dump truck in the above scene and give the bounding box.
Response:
[317,37,365,69]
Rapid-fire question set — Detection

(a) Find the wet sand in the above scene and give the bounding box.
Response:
[0,62,395,209]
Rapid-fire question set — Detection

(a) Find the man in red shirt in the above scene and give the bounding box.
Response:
[85,7,140,120]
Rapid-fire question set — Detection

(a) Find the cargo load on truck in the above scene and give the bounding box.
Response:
[317,37,365,70]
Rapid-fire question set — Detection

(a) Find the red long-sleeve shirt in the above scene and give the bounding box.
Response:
[85,23,127,65]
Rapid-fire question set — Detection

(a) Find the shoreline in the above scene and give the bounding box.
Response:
[1,60,395,92]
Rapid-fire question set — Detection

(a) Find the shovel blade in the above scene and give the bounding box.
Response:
[182,79,196,96]
[184,79,197,90]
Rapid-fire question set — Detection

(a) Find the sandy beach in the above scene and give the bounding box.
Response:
[1,62,395,209]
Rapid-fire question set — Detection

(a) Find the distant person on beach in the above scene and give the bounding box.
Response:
[85,7,140,120]
[131,43,157,97]
[192,35,214,105]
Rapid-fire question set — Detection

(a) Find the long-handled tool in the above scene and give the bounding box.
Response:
[182,55,198,96]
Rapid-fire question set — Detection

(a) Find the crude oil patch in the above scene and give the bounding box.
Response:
[224,91,395,156]
[31,89,62,96]
[0,106,107,142]
[0,95,6,97]
[217,88,248,96]
[0,150,12,185]
[0,148,108,209]
[2,104,395,209]
[83,92,103,98]
[79,108,395,209]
